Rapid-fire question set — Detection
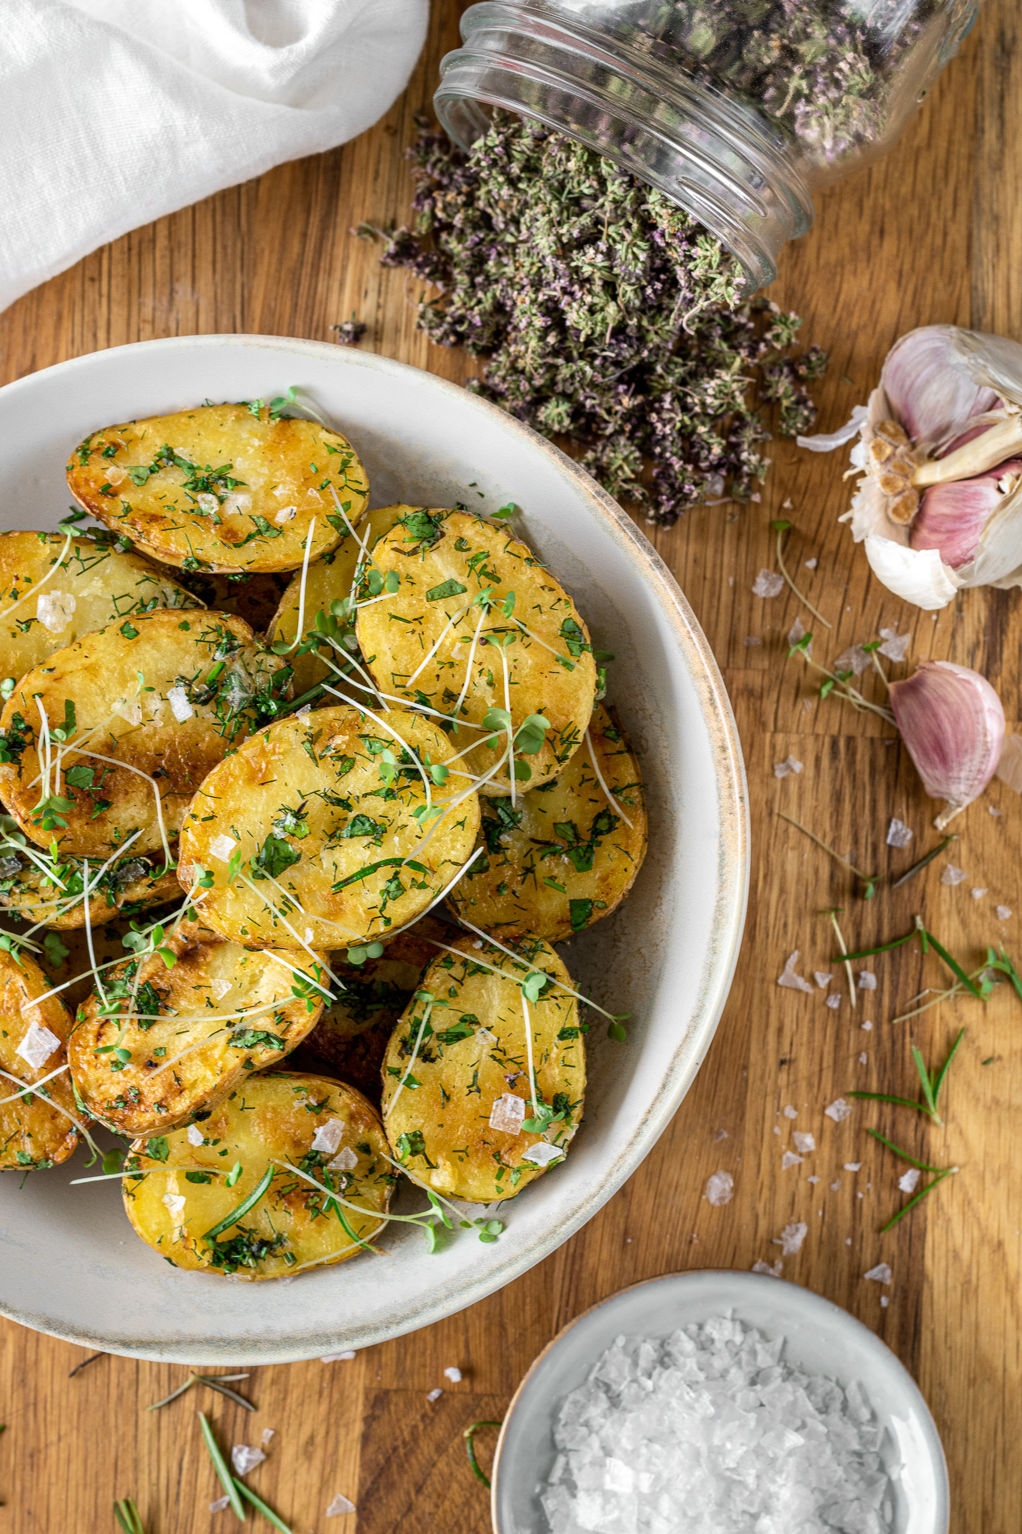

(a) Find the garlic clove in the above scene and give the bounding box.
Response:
[861,533,959,610]
[910,460,1022,569]
[889,660,1005,827]
[881,326,1000,446]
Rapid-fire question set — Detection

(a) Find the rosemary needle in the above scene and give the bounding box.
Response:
[113,1499,146,1534]
[234,1479,294,1534]
[880,1167,958,1233]
[147,1372,255,1413]
[198,1411,245,1521]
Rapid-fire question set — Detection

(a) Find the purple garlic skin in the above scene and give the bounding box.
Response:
[910,459,1022,569]
[889,660,1005,826]
[881,327,1000,447]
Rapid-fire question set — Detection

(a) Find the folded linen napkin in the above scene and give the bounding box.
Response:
[0,0,428,312]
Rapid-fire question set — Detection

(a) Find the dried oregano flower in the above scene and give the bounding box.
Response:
[364,113,825,525]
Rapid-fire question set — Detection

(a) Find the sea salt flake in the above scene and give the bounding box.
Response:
[990,804,1002,816]
[320,1351,356,1362]
[941,864,967,886]
[210,1496,231,1513]
[781,1151,802,1169]
[886,818,913,847]
[426,1387,443,1403]
[477,1026,497,1046]
[804,556,818,569]
[830,1180,842,1191]
[858,1051,868,1064]
[311,1118,345,1155]
[752,569,784,598]
[826,991,842,1009]
[813,971,831,988]
[778,950,813,993]
[704,1170,734,1206]
[997,906,1012,920]
[209,833,237,863]
[807,1175,820,1185]
[36,590,75,632]
[864,1262,892,1284]
[15,1022,60,1070]
[773,754,803,778]
[972,888,989,899]
[326,1492,356,1516]
[167,685,195,722]
[792,1131,815,1154]
[187,1124,204,1147]
[162,1193,185,1220]
[522,1142,565,1167]
[327,1146,358,1172]
[743,635,763,647]
[786,616,808,649]
[751,1259,783,1276]
[833,643,870,677]
[861,1019,873,1031]
[274,505,298,524]
[115,697,142,726]
[844,1162,862,1172]
[773,1221,808,1255]
[443,1366,463,1383]
[857,970,877,990]
[881,1295,890,1308]
[231,1444,265,1476]
[825,1097,853,1122]
[488,1093,525,1134]
[878,626,911,662]
[898,1168,921,1194]
[782,1104,798,1119]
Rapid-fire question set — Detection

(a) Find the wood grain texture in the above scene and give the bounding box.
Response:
[0,4,1020,1530]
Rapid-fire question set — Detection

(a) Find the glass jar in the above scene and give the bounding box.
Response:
[435,1,979,290]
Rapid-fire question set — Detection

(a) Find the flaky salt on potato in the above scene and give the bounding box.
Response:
[0,609,288,858]
[449,704,647,942]
[0,947,80,1170]
[0,530,200,684]
[122,1072,393,1278]
[381,934,585,1203]
[355,509,596,794]
[0,836,179,931]
[177,704,479,951]
[69,920,329,1136]
[66,401,369,574]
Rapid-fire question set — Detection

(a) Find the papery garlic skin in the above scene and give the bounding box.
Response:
[910,460,1022,569]
[889,660,1005,827]
[843,325,1022,608]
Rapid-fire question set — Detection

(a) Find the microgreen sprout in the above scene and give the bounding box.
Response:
[464,1419,503,1488]
[788,632,895,724]
[778,812,877,899]
[840,918,983,1001]
[770,520,831,630]
[820,908,856,1010]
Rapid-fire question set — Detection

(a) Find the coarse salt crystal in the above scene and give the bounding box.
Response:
[261,1428,275,1446]
[488,1093,525,1135]
[167,685,194,722]
[792,1131,815,1154]
[807,1175,820,1185]
[786,616,808,648]
[778,951,813,993]
[743,635,763,647]
[521,1142,565,1167]
[326,1493,356,1517]
[830,1180,842,1191]
[998,906,1012,920]
[858,1051,868,1064]
[274,505,298,524]
[864,1262,892,1284]
[825,1098,853,1122]
[477,1027,497,1046]
[814,971,831,988]
[833,644,870,677]
[782,1104,798,1119]
[704,1170,734,1206]
[444,1366,463,1383]
[773,754,802,778]
[328,1146,358,1172]
[187,1124,204,1147]
[972,887,989,899]
[941,864,967,886]
[881,1295,890,1308]
[311,1118,345,1155]
[426,1387,443,1403]
[825,993,841,1010]
[115,698,143,726]
[781,1151,802,1169]
[878,626,911,662]
[209,834,237,862]
[231,1445,265,1476]
[857,970,877,990]
[886,818,913,848]
[162,1193,186,1220]
[861,1019,873,1031]
[15,1022,60,1070]
[752,569,784,598]
[751,1259,783,1276]
[898,1168,921,1194]
[844,1162,862,1172]
[772,1221,808,1255]
[804,556,818,569]
[321,1351,357,1362]
[210,1496,231,1513]
[196,492,219,515]
[990,804,1002,816]
[35,591,75,632]
[212,977,232,1001]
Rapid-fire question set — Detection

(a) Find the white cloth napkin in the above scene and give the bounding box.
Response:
[0,0,428,312]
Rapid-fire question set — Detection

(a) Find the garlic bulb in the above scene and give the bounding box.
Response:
[889,660,1005,827]
[839,326,1022,608]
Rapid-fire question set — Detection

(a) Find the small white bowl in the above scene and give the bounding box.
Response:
[492,1269,949,1534]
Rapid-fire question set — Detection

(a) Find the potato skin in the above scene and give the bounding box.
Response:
[381,935,585,1202]
[69,921,329,1135]
[0,843,179,931]
[355,509,596,794]
[178,705,480,950]
[0,948,79,1169]
[67,402,369,574]
[0,609,288,857]
[122,1072,394,1278]
[0,531,200,683]
[448,703,647,942]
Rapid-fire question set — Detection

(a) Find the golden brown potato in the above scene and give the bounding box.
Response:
[381,934,585,1202]
[177,705,480,951]
[0,947,80,1169]
[38,919,143,1018]
[122,1072,393,1278]
[268,503,421,700]
[448,704,647,941]
[355,509,596,795]
[0,609,288,858]
[0,530,200,684]
[66,401,369,574]
[69,920,328,1135]
[0,832,179,931]
[298,915,446,1101]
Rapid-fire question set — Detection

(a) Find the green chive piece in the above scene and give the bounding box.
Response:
[463,1419,502,1489]
[233,1477,294,1533]
[880,1167,958,1233]
[198,1411,245,1520]
[203,1165,274,1245]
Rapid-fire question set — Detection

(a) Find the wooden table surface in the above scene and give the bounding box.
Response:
[1,4,1019,1531]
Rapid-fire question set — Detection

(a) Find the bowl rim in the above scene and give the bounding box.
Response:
[490,1266,951,1534]
[0,334,750,1362]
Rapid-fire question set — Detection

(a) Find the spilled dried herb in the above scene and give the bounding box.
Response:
[366,112,825,525]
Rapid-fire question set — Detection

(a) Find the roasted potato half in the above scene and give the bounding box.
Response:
[122,1072,393,1278]
[299,915,447,1101]
[67,401,369,574]
[0,948,80,1169]
[0,829,179,931]
[448,704,646,941]
[381,934,585,1202]
[0,530,199,683]
[269,503,421,699]
[0,609,288,858]
[355,509,596,794]
[69,920,329,1135]
[178,705,480,951]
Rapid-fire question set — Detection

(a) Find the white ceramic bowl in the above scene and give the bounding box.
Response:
[492,1269,949,1534]
[0,336,747,1364]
